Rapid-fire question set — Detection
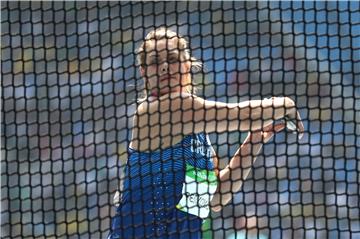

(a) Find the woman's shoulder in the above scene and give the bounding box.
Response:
[130,92,207,152]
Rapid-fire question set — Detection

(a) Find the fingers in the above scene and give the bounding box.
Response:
[262,122,286,133]
[249,116,302,144]
[296,111,304,139]
[273,123,286,133]
[250,122,285,143]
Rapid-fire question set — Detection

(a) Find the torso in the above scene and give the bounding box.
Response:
[129,94,219,173]
[129,93,189,152]
[111,132,215,238]
[122,132,218,216]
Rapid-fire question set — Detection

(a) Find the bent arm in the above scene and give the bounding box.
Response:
[133,93,301,151]
[210,123,285,212]
[189,96,296,134]
[210,132,265,212]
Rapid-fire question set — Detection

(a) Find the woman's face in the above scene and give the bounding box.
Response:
[141,38,190,96]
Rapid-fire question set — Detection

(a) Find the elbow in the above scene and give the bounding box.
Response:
[210,194,223,212]
[284,97,297,117]
[285,96,294,104]
[270,97,296,121]
[210,194,230,213]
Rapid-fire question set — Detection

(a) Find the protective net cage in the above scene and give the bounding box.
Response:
[1,1,360,239]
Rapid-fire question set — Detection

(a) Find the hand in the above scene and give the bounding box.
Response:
[284,97,304,139]
[262,122,286,143]
[295,110,304,139]
[246,122,286,144]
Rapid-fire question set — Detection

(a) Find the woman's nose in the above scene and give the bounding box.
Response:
[159,62,168,75]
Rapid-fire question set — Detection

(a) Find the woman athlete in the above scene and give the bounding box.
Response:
[108,28,304,239]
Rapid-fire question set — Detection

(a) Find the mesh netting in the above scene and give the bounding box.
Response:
[1,1,360,238]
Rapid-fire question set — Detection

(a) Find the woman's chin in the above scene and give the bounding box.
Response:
[159,87,181,94]
[149,86,182,97]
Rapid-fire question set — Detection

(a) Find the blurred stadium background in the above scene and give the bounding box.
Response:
[1,1,359,238]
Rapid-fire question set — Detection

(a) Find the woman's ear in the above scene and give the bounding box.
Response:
[140,67,149,90]
[184,61,191,73]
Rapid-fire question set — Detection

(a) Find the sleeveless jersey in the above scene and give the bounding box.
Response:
[108,132,218,239]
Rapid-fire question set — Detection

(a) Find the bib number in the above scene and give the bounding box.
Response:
[176,164,218,218]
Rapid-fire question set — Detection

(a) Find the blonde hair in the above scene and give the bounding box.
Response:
[136,27,202,99]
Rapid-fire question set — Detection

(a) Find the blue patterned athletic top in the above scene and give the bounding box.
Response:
[108,132,218,239]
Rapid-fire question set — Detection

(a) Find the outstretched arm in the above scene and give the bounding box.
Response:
[210,123,286,212]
